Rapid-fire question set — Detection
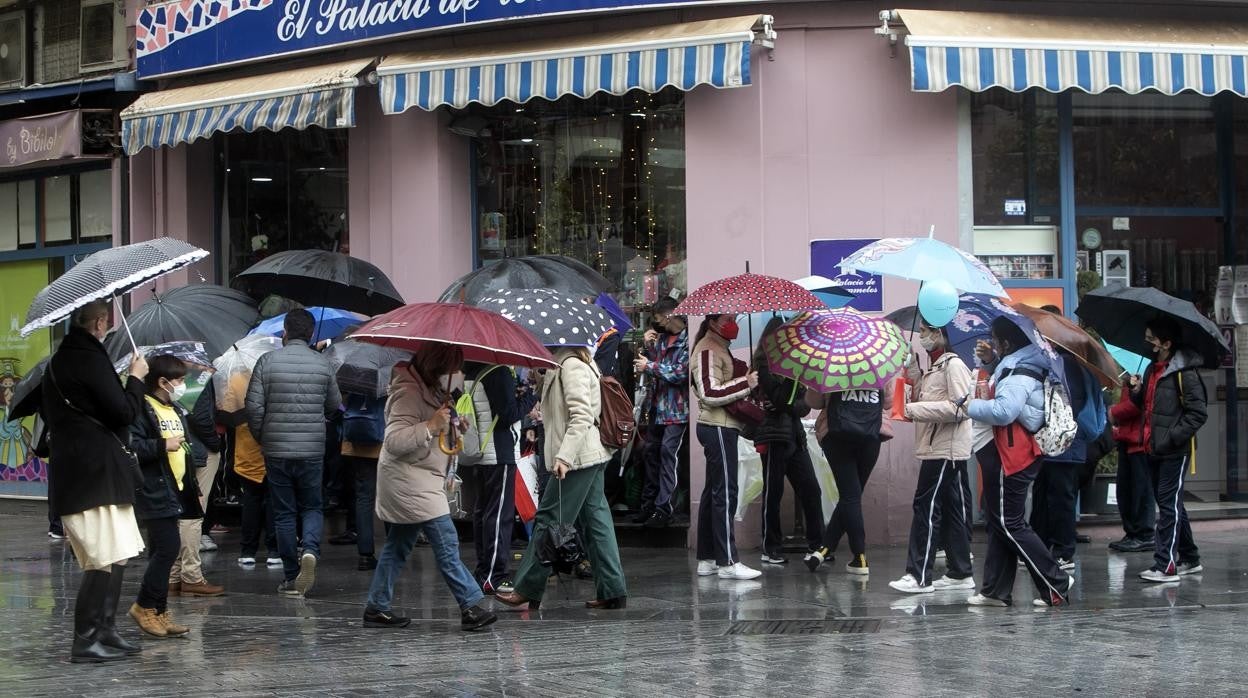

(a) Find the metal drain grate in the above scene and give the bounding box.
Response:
[725,619,882,636]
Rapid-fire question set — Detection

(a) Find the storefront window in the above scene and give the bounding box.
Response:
[0,169,110,251]
[466,88,687,320]
[0,182,17,251]
[218,127,349,280]
[43,175,73,244]
[971,89,1059,227]
[79,168,113,242]
[17,181,35,247]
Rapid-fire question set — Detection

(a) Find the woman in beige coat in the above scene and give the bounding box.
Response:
[888,319,976,594]
[362,343,497,632]
[497,346,628,610]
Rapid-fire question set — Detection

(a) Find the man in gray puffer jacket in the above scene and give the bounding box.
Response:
[246,308,342,597]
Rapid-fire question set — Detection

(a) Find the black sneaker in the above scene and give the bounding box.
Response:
[846,554,869,576]
[760,552,788,565]
[461,604,498,632]
[643,510,672,528]
[363,609,411,628]
[358,555,378,571]
[631,508,654,525]
[1120,537,1154,553]
[804,547,830,572]
[330,532,359,546]
[482,578,515,595]
[1108,536,1132,551]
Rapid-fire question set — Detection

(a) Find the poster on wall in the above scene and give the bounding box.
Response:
[810,238,883,312]
[0,260,52,498]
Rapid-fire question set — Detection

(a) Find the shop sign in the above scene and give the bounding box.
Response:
[810,238,883,312]
[1,111,81,170]
[1004,199,1025,216]
[136,0,762,78]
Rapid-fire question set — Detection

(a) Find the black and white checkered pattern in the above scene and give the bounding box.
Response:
[21,238,209,337]
[477,288,614,348]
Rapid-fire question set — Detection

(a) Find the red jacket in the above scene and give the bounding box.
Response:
[1109,388,1146,455]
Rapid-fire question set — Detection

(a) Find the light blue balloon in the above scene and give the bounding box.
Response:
[918,280,959,327]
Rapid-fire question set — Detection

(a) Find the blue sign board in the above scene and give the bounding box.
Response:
[136,0,758,78]
[810,238,883,312]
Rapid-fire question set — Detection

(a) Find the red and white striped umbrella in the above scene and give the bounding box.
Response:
[674,272,825,316]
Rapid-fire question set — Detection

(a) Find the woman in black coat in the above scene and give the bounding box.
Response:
[753,317,824,565]
[127,355,195,639]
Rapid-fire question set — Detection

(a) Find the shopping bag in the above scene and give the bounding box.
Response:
[889,376,910,422]
[515,454,540,523]
[734,437,765,522]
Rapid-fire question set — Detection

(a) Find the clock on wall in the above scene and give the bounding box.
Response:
[1081,228,1102,249]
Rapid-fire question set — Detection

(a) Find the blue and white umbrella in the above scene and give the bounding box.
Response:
[839,229,1006,297]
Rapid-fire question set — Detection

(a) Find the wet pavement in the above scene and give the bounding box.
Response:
[3,510,1248,697]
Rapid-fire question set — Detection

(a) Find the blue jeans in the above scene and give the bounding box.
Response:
[266,457,325,582]
[366,515,484,613]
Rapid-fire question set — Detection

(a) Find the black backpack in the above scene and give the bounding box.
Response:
[825,389,883,441]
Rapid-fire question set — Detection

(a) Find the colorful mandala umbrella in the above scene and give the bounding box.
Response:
[763,308,910,393]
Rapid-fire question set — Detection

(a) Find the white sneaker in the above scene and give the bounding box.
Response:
[294,553,317,595]
[266,557,283,567]
[696,560,719,577]
[199,534,219,552]
[888,575,934,594]
[933,575,977,591]
[718,562,763,580]
[967,593,1008,607]
[1140,568,1180,583]
[238,557,256,566]
[1177,562,1204,576]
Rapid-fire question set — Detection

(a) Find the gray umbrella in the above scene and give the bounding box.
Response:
[21,237,209,339]
[103,284,259,362]
[477,288,614,348]
[233,249,404,316]
[439,255,611,305]
[325,340,411,399]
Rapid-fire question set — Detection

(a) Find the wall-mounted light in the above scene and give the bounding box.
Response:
[251,177,273,183]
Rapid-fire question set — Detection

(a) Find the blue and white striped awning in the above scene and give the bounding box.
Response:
[377,15,774,114]
[891,9,1248,97]
[121,59,373,154]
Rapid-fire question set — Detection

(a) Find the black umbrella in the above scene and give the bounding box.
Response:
[439,255,611,304]
[325,339,411,399]
[5,357,48,422]
[477,288,614,348]
[233,250,404,316]
[1076,286,1230,369]
[104,284,259,362]
[21,237,209,346]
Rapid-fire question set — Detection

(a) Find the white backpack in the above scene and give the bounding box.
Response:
[1013,367,1077,456]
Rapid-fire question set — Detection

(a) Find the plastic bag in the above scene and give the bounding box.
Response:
[735,437,765,521]
[802,420,839,524]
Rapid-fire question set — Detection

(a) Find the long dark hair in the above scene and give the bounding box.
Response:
[991,317,1031,357]
[753,315,785,367]
[695,314,724,345]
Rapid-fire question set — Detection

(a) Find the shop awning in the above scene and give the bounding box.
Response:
[376,15,774,113]
[891,9,1248,96]
[120,59,374,154]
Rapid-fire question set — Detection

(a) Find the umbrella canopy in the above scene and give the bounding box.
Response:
[732,276,856,351]
[674,272,825,317]
[886,292,1001,366]
[250,306,366,344]
[4,358,48,422]
[103,284,258,362]
[792,275,856,307]
[439,255,611,305]
[325,340,412,399]
[477,289,614,349]
[1010,304,1119,388]
[22,237,209,337]
[113,341,213,374]
[595,292,634,333]
[839,234,1006,297]
[212,335,284,411]
[1102,339,1151,377]
[1076,286,1230,370]
[233,249,404,316]
[350,303,558,369]
[762,308,910,393]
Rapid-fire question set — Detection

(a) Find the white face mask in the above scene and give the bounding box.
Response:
[166,381,187,401]
[919,335,938,352]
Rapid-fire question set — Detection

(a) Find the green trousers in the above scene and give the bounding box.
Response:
[513,462,628,602]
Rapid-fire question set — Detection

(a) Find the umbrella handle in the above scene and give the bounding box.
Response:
[114,296,139,355]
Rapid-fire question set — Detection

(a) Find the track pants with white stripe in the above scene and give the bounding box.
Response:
[468,463,517,588]
[696,425,740,566]
[1150,453,1199,574]
[905,459,974,586]
[978,446,1067,605]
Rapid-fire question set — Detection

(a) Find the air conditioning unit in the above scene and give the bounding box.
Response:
[79,0,125,72]
[0,10,26,89]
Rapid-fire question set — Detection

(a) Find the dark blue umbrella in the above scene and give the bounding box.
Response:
[594,292,633,333]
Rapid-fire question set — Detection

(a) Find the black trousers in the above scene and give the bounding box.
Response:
[821,436,881,557]
[347,456,379,557]
[696,425,740,566]
[905,459,974,586]
[761,444,824,555]
[240,477,277,558]
[468,463,517,587]
[1030,460,1081,560]
[1151,452,1199,574]
[1117,446,1155,540]
[137,516,180,613]
[643,424,687,516]
[978,446,1068,604]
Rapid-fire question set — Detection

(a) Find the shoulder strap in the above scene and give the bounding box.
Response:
[1010,367,1046,383]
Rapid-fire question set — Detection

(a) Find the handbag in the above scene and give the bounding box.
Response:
[723,359,764,438]
[47,363,143,487]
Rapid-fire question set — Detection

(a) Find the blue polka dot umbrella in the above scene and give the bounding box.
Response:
[477,289,614,349]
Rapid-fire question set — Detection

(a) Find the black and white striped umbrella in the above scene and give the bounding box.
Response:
[21,237,209,337]
[477,288,614,348]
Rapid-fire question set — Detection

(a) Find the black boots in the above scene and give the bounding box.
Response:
[98,565,141,655]
[70,566,140,663]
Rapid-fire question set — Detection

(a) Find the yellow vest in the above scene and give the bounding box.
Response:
[146,395,187,490]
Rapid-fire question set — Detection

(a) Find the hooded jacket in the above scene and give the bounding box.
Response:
[904,352,974,461]
[1118,348,1207,457]
[375,364,451,524]
[967,344,1047,431]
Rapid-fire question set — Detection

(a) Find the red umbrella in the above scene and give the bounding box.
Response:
[674,272,825,316]
[350,303,558,369]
